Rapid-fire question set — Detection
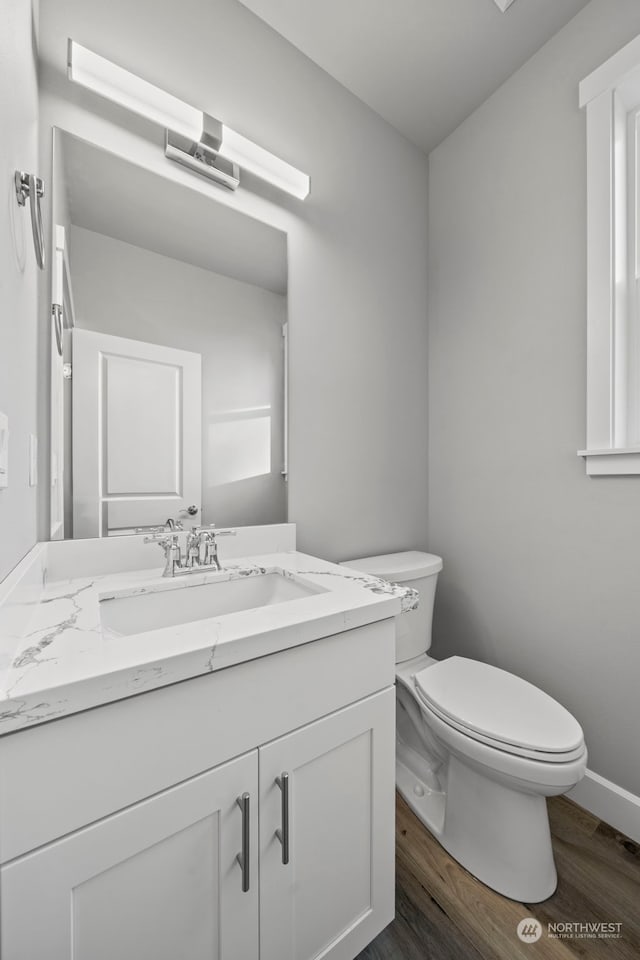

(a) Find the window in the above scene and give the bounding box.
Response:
[580,34,640,475]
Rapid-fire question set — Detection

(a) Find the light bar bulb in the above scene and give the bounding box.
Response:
[220,126,310,200]
[68,41,203,141]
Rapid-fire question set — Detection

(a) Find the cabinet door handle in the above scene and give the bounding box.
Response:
[275,772,290,865]
[235,792,250,892]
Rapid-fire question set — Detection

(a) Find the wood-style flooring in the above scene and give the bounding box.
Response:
[357,794,640,960]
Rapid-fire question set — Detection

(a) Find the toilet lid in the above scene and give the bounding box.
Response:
[414,657,584,756]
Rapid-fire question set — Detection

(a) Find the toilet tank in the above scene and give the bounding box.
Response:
[340,551,443,663]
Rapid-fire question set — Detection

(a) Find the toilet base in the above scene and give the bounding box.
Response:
[397,746,558,903]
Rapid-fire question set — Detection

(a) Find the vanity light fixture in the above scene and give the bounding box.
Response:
[67,41,310,199]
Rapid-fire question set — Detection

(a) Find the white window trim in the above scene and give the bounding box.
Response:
[579,34,640,475]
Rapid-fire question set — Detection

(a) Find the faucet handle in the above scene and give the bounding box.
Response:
[192,523,216,534]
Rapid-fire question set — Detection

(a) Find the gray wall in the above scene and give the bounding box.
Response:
[70,226,287,529]
[428,0,640,797]
[0,0,39,581]
[37,0,430,564]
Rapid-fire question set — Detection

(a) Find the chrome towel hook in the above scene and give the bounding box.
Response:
[14,171,45,270]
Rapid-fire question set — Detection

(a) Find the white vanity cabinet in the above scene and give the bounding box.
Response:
[0,620,396,960]
[1,751,260,960]
[260,691,394,960]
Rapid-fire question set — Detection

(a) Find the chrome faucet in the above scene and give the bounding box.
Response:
[185,527,202,568]
[144,532,184,577]
[190,526,237,571]
[145,525,237,577]
[198,527,236,570]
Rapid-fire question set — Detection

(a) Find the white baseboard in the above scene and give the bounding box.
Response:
[568,769,640,844]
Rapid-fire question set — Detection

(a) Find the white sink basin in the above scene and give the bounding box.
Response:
[100,572,325,637]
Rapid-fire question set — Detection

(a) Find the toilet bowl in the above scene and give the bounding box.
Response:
[341,551,587,903]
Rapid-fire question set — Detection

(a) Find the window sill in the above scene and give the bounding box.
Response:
[578,448,640,476]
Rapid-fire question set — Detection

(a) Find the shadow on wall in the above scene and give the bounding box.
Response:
[429,581,499,664]
[205,475,285,527]
[204,406,286,527]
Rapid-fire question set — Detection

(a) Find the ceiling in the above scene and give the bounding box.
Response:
[238,0,590,154]
[59,133,287,295]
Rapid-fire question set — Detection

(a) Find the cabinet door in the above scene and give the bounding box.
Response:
[259,688,395,960]
[1,751,258,960]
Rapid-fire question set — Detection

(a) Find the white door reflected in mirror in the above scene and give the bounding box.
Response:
[73,330,201,539]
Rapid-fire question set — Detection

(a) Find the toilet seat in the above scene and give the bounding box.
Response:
[414,656,585,763]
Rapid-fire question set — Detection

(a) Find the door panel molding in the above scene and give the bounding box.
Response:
[72,328,201,537]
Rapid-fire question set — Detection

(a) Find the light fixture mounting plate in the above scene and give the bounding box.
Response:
[165,130,240,191]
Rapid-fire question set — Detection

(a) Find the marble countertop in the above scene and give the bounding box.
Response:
[0,551,417,734]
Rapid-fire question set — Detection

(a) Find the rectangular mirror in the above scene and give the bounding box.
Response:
[49,129,288,540]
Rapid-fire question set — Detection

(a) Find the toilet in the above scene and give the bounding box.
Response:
[341,551,587,902]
